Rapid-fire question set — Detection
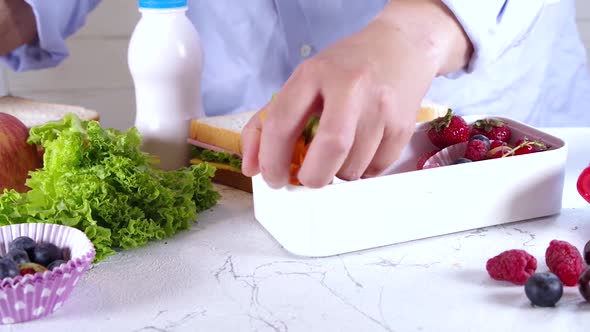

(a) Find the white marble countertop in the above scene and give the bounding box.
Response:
[7,128,590,332]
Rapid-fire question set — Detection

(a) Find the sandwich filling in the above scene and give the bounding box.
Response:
[189,114,320,179]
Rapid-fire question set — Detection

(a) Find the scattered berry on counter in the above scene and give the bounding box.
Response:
[0,236,66,279]
[486,249,537,285]
[584,240,590,265]
[0,258,20,279]
[525,272,563,307]
[452,158,472,164]
[545,240,586,287]
[427,109,470,149]
[464,139,489,161]
[470,118,512,143]
[416,149,440,170]
[578,266,590,302]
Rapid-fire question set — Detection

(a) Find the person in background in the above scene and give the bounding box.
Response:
[1,0,589,189]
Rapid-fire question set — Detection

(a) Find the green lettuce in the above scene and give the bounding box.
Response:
[192,147,242,171]
[0,114,219,262]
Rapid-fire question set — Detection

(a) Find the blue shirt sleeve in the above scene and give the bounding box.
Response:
[441,0,560,75]
[0,0,101,72]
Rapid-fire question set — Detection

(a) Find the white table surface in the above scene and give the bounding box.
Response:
[7,128,590,332]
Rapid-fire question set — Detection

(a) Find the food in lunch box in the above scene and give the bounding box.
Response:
[452,157,472,164]
[470,118,512,143]
[0,236,65,278]
[189,100,449,191]
[545,240,586,287]
[0,114,219,262]
[416,149,440,170]
[525,272,564,307]
[464,137,489,161]
[486,249,538,285]
[426,109,470,149]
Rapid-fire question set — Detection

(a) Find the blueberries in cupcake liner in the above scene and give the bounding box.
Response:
[0,236,67,278]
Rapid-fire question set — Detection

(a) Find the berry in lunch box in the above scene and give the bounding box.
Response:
[47,259,67,271]
[416,149,440,170]
[486,249,537,285]
[464,139,488,161]
[545,240,585,287]
[469,134,491,150]
[32,243,62,267]
[452,158,472,164]
[0,258,20,279]
[470,118,512,142]
[427,109,470,149]
[525,272,563,307]
[584,240,590,265]
[490,140,508,150]
[19,262,48,276]
[9,236,36,256]
[486,145,513,159]
[5,248,30,265]
[579,266,590,302]
[513,138,548,155]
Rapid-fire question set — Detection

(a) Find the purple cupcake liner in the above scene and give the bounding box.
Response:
[0,223,95,324]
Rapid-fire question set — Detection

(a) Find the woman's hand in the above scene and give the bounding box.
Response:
[0,0,37,55]
[242,0,472,189]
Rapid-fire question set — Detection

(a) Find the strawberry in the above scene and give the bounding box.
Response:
[416,149,440,170]
[487,146,514,159]
[471,118,512,142]
[490,140,508,150]
[513,138,548,155]
[464,139,488,161]
[427,109,470,149]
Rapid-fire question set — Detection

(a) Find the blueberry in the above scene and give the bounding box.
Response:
[583,240,590,265]
[579,266,590,303]
[470,134,491,150]
[5,249,30,265]
[0,259,19,279]
[32,243,62,267]
[453,158,472,164]
[9,236,36,256]
[47,259,67,271]
[525,272,563,307]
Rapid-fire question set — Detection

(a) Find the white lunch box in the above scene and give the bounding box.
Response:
[252,115,567,257]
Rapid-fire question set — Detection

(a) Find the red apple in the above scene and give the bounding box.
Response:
[0,112,41,193]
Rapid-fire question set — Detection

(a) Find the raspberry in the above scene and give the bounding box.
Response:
[490,140,507,150]
[486,249,537,285]
[416,149,440,170]
[464,139,488,161]
[545,240,586,286]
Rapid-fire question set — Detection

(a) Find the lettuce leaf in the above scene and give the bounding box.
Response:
[0,114,219,262]
[192,147,242,171]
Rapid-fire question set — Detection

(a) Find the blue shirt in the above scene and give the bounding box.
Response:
[2,0,590,127]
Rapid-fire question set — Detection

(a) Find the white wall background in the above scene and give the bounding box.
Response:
[2,0,590,130]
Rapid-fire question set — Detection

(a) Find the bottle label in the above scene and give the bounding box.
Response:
[139,0,187,9]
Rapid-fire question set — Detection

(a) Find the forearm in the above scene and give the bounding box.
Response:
[0,0,37,56]
[373,0,473,77]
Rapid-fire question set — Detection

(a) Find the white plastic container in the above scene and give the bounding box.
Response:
[128,0,204,170]
[252,115,568,257]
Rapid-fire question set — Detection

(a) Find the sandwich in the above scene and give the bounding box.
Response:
[0,95,100,128]
[188,100,450,193]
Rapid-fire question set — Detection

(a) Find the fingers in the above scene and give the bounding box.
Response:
[257,63,321,188]
[241,108,264,177]
[297,84,365,188]
[336,115,384,181]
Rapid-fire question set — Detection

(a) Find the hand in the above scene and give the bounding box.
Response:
[242,0,472,189]
[0,0,37,56]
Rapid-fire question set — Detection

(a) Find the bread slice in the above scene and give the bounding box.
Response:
[0,95,100,128]
[417,100,450,123]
